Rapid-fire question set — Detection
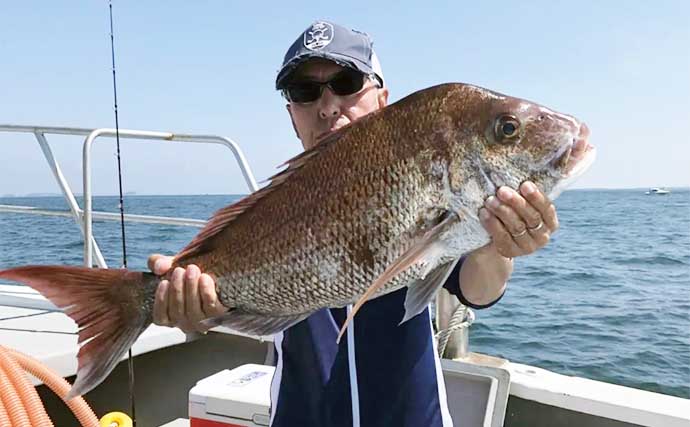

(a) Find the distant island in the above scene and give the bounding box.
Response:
[25,192,62,197]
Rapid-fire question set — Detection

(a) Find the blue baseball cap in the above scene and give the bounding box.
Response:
[275,21,385,90]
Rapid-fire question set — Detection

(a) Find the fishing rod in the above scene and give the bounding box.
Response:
[108,1,137,424]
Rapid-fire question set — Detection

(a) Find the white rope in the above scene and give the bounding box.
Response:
[435,304,475,358]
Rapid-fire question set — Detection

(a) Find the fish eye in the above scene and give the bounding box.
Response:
[494,115,521,142]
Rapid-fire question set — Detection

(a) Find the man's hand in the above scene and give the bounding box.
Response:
[148,254,228,333]
[456,181,558,305]
[480,181,558,258]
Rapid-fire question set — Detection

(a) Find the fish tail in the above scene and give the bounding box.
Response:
[0,265,159,398]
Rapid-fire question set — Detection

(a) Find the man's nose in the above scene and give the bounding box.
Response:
[318,88,341,119]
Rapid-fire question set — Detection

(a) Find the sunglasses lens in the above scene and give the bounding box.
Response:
[330,70,365,96]
[286,69,367,103]
[286,83,322,103]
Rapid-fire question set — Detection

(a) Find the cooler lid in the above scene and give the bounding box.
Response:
[190,364,274,421]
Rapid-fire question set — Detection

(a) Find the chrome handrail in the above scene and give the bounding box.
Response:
[0,204,207,227]
[0,124,259,268]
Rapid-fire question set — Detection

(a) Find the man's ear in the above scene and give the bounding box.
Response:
[286,103,301,139]
[377,88,389,109]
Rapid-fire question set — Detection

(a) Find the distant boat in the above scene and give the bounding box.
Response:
[645,187,671,195]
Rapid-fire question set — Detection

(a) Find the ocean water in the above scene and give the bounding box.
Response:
[1,189,688,398]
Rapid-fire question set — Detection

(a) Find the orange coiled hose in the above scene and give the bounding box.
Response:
[0,345,100,427]
[0,387,13,426]
[0,346,44,427]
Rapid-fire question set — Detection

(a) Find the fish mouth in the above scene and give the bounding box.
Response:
[546,123,596,199]
[550,123,596,179]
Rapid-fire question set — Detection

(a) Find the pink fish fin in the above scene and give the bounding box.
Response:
[175,128,348,264]
[201,309,311,337]
[400,259,460,324]
[0,265,159,398]
[336,213,460,343]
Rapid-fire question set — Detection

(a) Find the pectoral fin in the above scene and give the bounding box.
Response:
[401,259,459,324]
[336,212,459,343]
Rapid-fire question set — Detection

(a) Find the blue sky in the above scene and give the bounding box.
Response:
[0,1,688,196]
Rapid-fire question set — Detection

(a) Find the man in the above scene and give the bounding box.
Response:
[149,21,558,426]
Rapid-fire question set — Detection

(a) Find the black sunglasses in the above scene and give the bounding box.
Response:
[283,68,373,103]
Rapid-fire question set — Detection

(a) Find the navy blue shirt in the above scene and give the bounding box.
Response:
[269,258,503,427]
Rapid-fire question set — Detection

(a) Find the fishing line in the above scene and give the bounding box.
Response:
[108,1,137,424]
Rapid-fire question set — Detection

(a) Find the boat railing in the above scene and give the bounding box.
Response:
[0,124,259,268]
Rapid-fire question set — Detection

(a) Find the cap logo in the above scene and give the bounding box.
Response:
[304,22,334,50]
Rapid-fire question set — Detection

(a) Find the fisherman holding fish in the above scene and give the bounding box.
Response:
[2,18,593,425]
[148,21,564,426]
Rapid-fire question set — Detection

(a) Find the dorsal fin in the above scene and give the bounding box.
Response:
[173,126,353,263]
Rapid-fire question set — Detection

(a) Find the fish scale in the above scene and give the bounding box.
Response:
[218,150,434,311]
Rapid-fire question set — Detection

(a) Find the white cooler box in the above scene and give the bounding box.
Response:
[189,364,274,427]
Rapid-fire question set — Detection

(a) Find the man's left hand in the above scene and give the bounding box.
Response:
[479,181,558,258]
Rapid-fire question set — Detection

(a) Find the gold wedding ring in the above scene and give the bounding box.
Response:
[528,221,544,232]
[510,229,527,238]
